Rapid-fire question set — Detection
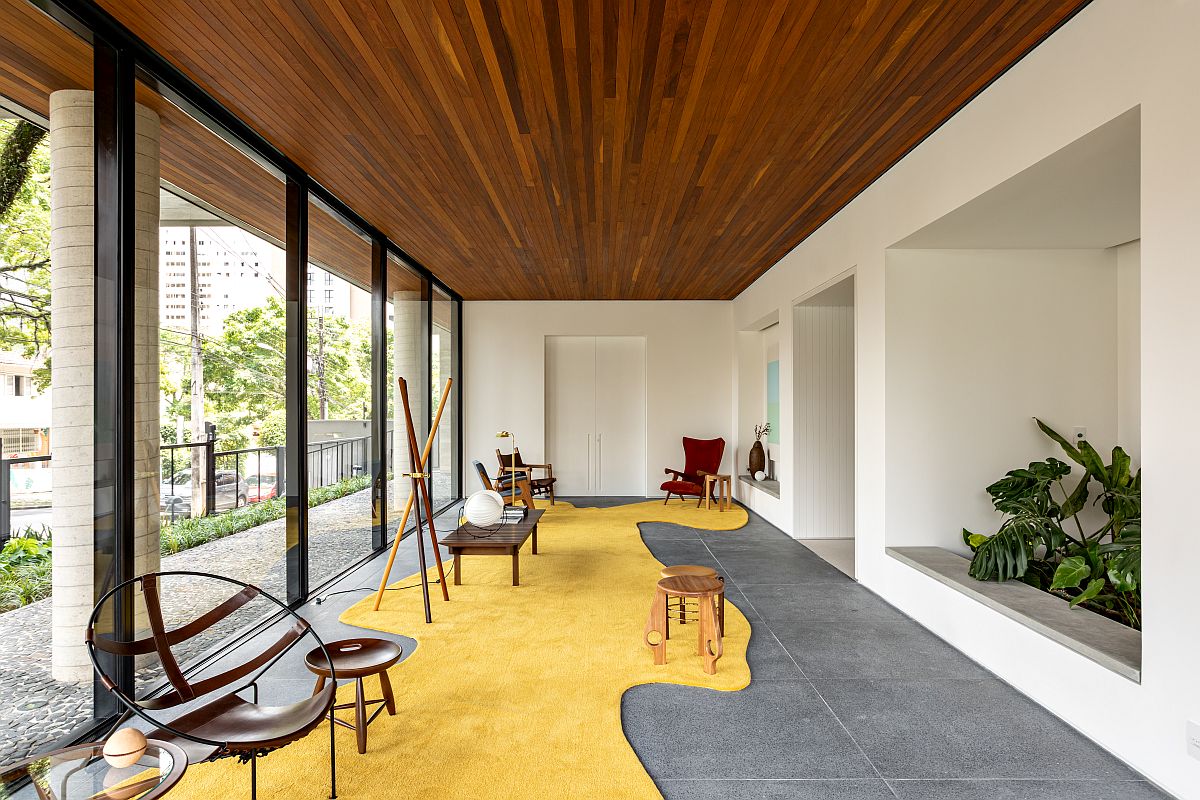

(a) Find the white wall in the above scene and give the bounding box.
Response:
[885,249,1119,550]
[730,2,1200,795]
[463,301,733,496]
[1117,239,1141,462]
[794,285,855,540]
[735,330,765,469]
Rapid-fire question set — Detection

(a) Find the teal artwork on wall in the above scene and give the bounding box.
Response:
[766,359,780,444]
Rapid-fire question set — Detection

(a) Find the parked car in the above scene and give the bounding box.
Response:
[160,469,249,516]
[244,473,278,503]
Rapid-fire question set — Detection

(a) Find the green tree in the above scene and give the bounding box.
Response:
[202,297,288,428]
[257,408,287,447]
[307,311,362,420]
[0,119,52,389]
[198,294,370,433]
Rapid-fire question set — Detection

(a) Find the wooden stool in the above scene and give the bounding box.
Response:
[305,637,403,754]
[644,575,724,674]
[659,565,725,639]
[703,473,732,511]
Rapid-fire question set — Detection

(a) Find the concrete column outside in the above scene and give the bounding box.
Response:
[49,92,161,682]
[392,290,425,511]
[49,90,96,683]
[133,105,161,581]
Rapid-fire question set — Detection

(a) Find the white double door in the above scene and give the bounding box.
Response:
[545,336,646,496]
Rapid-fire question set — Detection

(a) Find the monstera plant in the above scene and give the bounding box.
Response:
[964,419,1141,629]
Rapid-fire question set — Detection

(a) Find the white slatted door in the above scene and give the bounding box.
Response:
[595,336,646,495]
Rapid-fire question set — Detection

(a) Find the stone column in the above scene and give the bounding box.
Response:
[392,290,425,511]
[50,91,97,684]
[50,92,161,682]
[133,105,161,581]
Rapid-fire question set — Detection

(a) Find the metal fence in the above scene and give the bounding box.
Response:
[0,453,51,547]
[2,430,398,537]
[159,434,385,525]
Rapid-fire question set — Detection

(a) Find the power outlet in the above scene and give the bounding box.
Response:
[1187,720,1200,760]
[1073,426,1087,442]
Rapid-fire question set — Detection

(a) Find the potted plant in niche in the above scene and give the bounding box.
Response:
[963,419,1141,629]
[748,423,771,478]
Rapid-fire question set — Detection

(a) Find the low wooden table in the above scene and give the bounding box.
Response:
[440,509,545,586]
[703,473,732,511]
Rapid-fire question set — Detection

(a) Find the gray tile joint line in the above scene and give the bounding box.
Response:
[693,524,901,799]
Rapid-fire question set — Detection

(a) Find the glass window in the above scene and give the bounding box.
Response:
[140,74,288,694]
[431,286,459,511]
[386,254,428,541]
[0,0,93,761]
[306,200,374,587]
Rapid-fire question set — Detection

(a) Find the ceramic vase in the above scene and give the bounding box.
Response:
[748,440,766,476]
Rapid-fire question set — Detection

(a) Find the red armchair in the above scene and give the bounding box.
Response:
[661,437,725,505]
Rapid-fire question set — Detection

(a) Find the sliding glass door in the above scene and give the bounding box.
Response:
[430,287,459,511]
[0,0,463,756]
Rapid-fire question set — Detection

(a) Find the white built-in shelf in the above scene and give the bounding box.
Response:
[887,546,1141,682]
[738,474,780,499]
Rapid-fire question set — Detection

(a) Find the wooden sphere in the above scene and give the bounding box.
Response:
[103,727,148,769]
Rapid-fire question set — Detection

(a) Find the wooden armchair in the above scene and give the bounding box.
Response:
[473,460,536,510]
[496,448,556,505]
[661,437,726,505]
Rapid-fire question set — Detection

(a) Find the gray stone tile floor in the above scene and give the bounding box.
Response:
[626,505,1173,800]
[2,494,1173,800]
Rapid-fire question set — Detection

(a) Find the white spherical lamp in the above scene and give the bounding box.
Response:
[464,490,505,527]
[753,470,766,481]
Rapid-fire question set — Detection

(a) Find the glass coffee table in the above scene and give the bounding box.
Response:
[0,739,186,800]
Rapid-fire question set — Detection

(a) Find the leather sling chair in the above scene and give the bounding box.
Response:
[86,571,339,800]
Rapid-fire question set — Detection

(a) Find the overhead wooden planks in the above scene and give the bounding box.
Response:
[7,0,1090,299]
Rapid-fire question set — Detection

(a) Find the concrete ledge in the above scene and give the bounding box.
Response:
[738,474,780,498]
[887,546,1141,682]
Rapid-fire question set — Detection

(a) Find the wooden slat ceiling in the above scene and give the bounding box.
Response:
[1,0,426,293]
[12,0,1089,300]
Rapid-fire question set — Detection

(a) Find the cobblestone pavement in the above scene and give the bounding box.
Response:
[0,474,455,766]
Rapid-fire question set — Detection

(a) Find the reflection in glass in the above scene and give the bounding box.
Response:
[431,287,458,512]
[386,255,428,541]
[306,201,374,587]
[140,75,288,697]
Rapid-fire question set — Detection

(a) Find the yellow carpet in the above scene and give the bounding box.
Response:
[168,499,750,799]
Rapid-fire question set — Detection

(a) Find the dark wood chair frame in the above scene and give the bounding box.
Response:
[473,459,536,509]
[85,571,340,800]
[496,448,556,505]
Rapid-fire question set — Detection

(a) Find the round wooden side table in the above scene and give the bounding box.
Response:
[644,574,724,674]
[305,637,403,754]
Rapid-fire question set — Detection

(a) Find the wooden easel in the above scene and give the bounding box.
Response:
[371,376,452,621]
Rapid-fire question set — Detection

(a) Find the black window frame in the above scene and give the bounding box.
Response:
[22,0,464,748]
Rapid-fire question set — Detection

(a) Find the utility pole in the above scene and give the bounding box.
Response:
[188,225,208,516]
